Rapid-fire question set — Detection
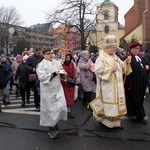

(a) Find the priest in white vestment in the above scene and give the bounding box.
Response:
[93,35,132,129]
[36,46,67,139]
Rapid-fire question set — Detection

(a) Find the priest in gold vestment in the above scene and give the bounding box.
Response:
[93,35,132,129]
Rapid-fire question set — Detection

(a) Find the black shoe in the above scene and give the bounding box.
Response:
[21,101,25,107]
[48,130,58,139]
[136,118,147,125]
[67,112,74,119]
[48,127,58,139]
[78,97,82,100]
[54,124,59,131]
[6,100,10,105]
[2,100,7,106]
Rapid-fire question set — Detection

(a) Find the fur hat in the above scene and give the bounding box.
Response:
[105,35,117,47]
[129,42,139,49]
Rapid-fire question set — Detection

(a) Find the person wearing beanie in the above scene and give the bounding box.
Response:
[124,41,148,124]
[93,35,132,129]
[12,54,22,98]
[1,54,13,104]
[14,55,31,107]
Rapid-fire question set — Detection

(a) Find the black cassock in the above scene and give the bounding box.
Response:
[124,55,148,120]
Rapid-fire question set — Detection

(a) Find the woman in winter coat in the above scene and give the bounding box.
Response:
[78,51,96,106]
[14,55,31,107]
[61,52,76,118]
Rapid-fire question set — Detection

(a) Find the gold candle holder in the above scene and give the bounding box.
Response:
[58,25,68,75]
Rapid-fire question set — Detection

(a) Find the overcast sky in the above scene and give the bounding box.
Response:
[0,0,134,27]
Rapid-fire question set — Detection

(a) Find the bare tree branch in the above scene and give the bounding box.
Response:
[0,5,22,51]
[46,0,98,50]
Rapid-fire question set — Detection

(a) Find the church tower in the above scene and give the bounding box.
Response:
[96,0,119,33]
[88,0,125,49]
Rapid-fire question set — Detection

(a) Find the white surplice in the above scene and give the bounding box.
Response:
[36,59,67,127]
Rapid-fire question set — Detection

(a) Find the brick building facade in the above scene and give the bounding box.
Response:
[51,27,81,52]
[124,0,150,49]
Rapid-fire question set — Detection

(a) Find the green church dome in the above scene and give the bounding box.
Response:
[101,0,115,6]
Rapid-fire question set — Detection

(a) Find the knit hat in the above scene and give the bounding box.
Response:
[16,54,22,59]
[1,54,7,58]
[105,35,117,47]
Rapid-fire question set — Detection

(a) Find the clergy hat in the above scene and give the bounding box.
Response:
[105,35,117,47]
[129,42,139,49]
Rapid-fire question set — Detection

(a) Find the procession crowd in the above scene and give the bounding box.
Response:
[0,35,150,139]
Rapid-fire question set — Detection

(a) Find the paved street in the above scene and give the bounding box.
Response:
[0,92,150,150]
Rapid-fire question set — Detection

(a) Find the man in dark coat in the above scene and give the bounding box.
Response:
[0,54,13,104]
[91,49,99,63]
[142,47,150,94]
[25,48,43,110]
[125,42,148,124]
[0,57,9,112]
[14,55,31,107]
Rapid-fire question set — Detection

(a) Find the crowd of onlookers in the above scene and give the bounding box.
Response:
[0,48,42,112]
[0,46,150,113]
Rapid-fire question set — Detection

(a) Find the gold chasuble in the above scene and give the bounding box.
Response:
[93,50,132,128]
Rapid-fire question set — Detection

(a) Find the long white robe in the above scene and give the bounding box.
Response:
[94,50,132,128]
[36,59,67,127]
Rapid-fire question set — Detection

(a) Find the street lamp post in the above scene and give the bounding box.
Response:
[6,27,15,56]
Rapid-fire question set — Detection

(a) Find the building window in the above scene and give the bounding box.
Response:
[115,13,118,22]
[104,12,109,20]
[104,25,109,34]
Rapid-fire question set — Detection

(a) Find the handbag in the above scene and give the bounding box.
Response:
[88,96,103,116]
[67,77,76,86]
[29,74,37,82]
[93,72,96,83]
